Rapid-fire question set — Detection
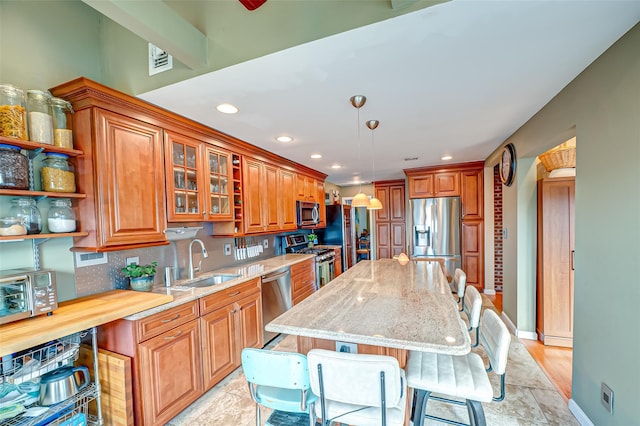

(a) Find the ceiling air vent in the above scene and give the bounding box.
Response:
[404,157,419,162]
[148,43,173,76]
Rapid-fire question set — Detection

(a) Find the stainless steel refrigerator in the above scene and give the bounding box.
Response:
[410,197,461,274]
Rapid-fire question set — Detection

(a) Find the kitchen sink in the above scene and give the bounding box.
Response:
[184,274,241,288]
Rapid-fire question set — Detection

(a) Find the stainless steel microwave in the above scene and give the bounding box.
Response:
[297,201,320,227]
[0,268,58,325]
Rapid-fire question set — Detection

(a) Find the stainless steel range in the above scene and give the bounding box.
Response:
[282,234,336,288]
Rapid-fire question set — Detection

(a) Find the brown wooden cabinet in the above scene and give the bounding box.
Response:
[243,158,299,233]
[98,301,201,425]
[406,171,460,198]
[138,319,202,425]
[296,175,317,202]
[334,247,343,276]
[316,180,327,228]
[291,258,316,305]
[199,278,263,390]
[280,169,297,230]
[374,180,406,259]
[164,130,206,222]
[461,168,483,221]
[81,108,168,250]
[537,177,575,347]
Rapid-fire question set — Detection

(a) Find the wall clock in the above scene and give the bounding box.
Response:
[500,143,516,186]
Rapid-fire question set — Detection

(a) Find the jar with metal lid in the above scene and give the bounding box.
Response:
[0,144,29,189]
[26,90,54,145]
[41,153,75,193]
[0,84,28,140]
[47,198,76,233]
[50,97,74,149]
[9,198,42,234]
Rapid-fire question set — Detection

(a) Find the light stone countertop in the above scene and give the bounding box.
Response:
[123,254,315,320]
[266,259,471,355]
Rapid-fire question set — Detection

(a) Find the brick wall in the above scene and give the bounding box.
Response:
[493,165,503,292]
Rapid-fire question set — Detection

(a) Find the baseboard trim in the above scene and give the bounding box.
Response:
[569,399,594,426]
[500,312,538,340]
[483,289,496,295]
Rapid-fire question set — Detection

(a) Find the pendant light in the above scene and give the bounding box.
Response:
[366,119,383,210]
[350,95,371,208]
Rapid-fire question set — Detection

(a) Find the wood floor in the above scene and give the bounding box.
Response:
[486,292,573,402]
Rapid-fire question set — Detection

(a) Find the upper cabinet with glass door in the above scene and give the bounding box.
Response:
[164,131,234,222]
[165,131,203,221]
[205,147,233,220]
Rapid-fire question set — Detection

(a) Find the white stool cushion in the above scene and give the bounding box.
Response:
[406,350,493,403]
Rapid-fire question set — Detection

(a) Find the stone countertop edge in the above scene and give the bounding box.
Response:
[122,253,315,320]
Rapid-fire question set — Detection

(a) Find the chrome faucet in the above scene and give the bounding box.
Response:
[188,239,209,280]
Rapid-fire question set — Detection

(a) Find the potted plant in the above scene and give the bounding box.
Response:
[121,261,158,292]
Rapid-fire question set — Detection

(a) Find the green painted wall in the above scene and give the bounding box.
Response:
[487,23,640,425]
[100,0,446,95]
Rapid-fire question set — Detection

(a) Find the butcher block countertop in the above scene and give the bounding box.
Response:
[0,290,173,357]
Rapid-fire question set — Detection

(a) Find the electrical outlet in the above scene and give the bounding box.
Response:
[263,239,269,248]
[126,257,139,266]
[335,341,357,353]
[224,243,232,256]
[601,383,613,413]
[503,228,508,239]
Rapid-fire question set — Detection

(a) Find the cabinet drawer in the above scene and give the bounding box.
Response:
[137,301,199,342]
[199,278,260,315]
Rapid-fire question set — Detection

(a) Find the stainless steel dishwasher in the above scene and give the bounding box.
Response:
[261,267,292,344]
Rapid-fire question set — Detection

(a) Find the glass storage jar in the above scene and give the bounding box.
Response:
[0,144,29,189]
[9,198,42,234]
[0,84,27,140]
[41,153,76,193]
[50,97,74,149]
[47,198,76,233]
[0,216,27,236]
[26,90,53,145]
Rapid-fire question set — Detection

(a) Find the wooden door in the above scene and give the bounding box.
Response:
[263,163,280,231]
[280,169,297,230]
[317,181,326,228]
[94,109,167,247]
[374,180,406,259]
[243,158,264,233]
[200,304,237,390]
[237,292,263,350]
[537,178,575,347]
[376,222,391,259]
[138,320,202,425]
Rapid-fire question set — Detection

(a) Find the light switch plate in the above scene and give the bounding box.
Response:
[601,382,613,413]
[263,239,269,248]
[224,243,232,256]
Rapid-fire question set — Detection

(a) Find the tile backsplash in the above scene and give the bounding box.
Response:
[73,228,279,297]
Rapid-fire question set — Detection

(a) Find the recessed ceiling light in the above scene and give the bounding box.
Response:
[310,154,322,159]
[276,136,293,143]
[442,155,453,161]
[216,103,238,114]
[331,164,341,169]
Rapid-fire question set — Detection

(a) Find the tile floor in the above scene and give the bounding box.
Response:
[167,298,579,426]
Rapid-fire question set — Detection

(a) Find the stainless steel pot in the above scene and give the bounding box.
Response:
[38,366,89,406]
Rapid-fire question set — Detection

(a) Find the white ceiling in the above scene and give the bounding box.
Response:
[139,1,640,185]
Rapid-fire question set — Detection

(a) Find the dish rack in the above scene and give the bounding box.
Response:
[0,329,102,426]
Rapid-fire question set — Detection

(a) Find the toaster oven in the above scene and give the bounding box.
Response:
[0,268,58,325]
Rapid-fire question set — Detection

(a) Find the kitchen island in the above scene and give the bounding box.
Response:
[266,259,471,367]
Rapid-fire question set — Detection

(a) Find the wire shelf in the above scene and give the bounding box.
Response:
[0,331,99,426]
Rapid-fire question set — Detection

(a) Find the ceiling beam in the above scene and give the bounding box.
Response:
[390,0,418,10]
[82,0,208,69]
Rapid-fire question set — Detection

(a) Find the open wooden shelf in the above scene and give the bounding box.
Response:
[0,231,89,242]
[0,135,83,157]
